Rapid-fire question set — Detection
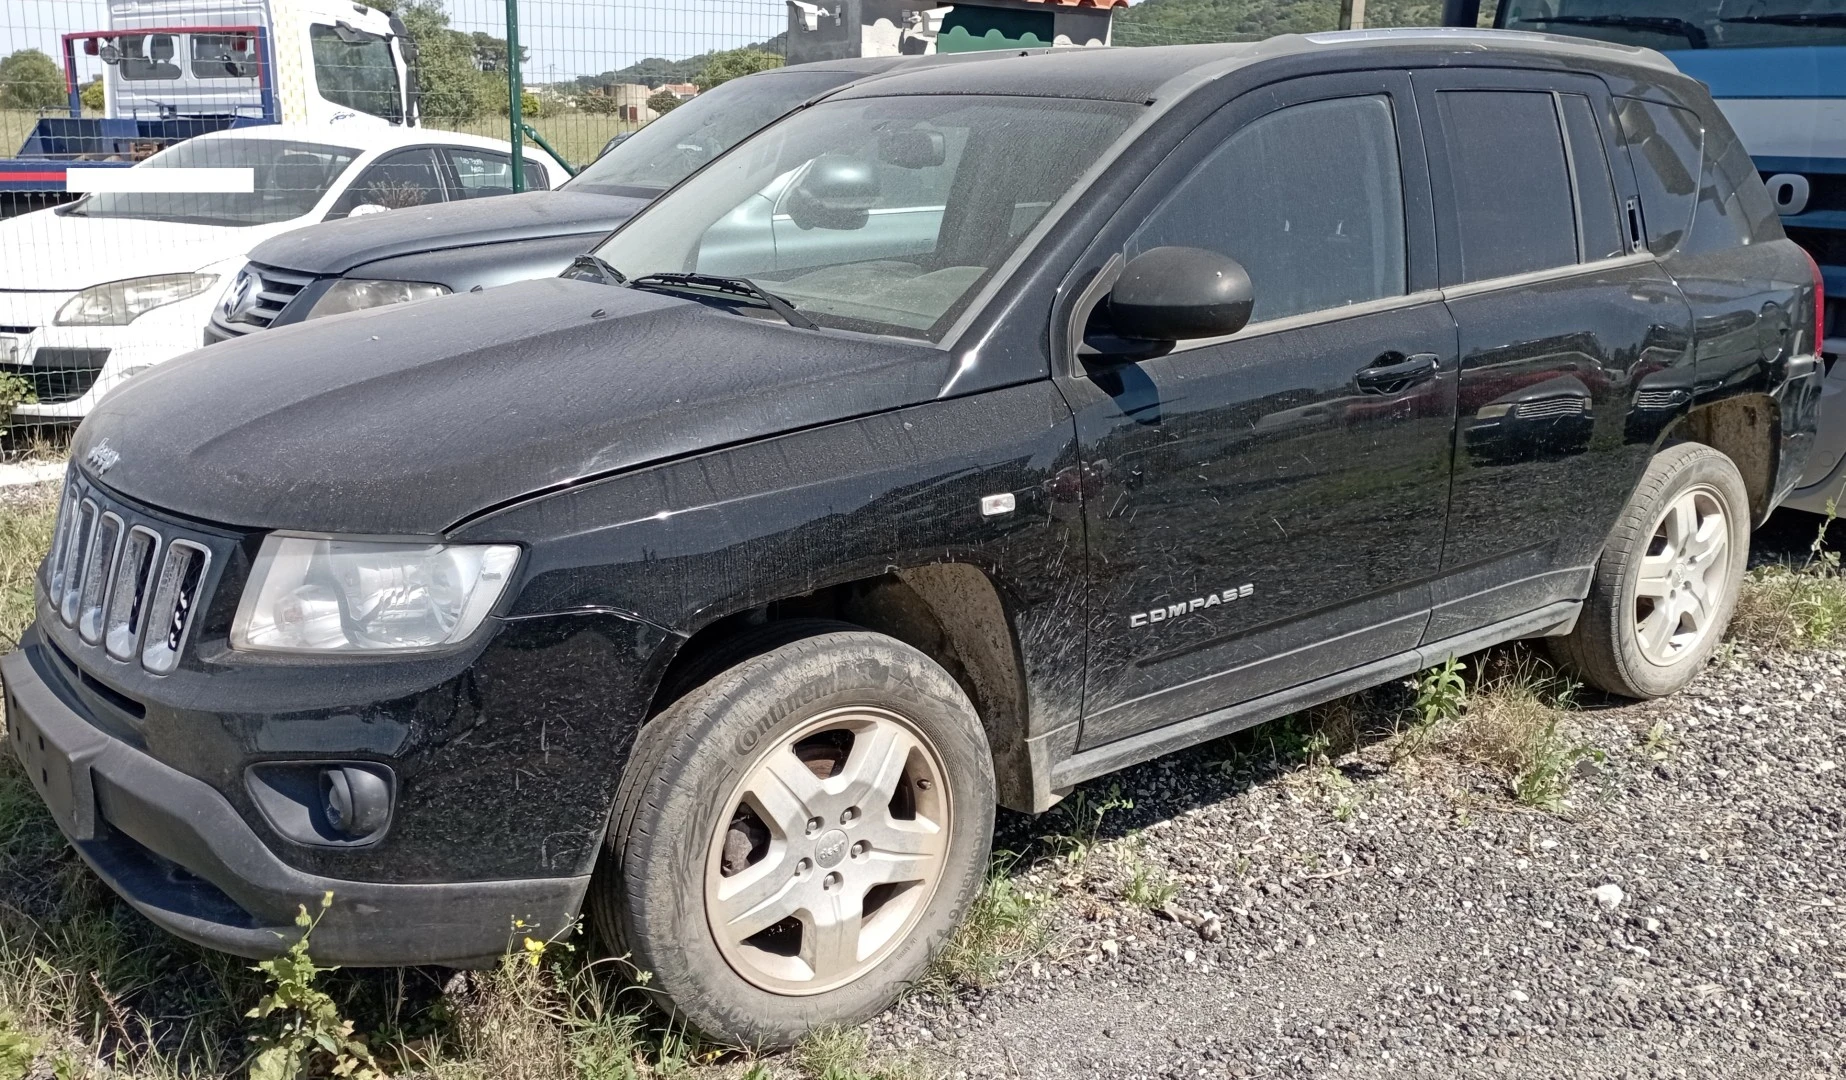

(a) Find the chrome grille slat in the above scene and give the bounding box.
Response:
[105,526,161,661]
[141,540,211,676]
[50,474,215,677]
[77,512,125,644]
[59,499,98,625]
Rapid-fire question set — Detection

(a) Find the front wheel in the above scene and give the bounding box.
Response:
[1550,441,1750,698]
[591,628,995,1047]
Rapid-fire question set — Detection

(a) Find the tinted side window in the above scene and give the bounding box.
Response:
[330,149,444,218]
[190,34,259,79]
[1129,95,1407,324]
[447,150,552,197]
[1559,94,1626,262]
[1683,120,1780,253]
[121,34,180,81]
[1615,98,1701,255]
[1437,90,1578,282]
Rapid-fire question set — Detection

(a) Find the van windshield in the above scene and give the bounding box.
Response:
[1499,0,1846,49]
[62,139,359,226]
[591,94,1138,341]
[566,70,855,198]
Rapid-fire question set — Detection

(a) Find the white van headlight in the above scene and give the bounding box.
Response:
[55,273,219,325]
[307,279,449,319]
[231,536,520,654]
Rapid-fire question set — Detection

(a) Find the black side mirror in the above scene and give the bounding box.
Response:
[879,128,945,169]
[785,154,881,231]
[1106,246,1254,342]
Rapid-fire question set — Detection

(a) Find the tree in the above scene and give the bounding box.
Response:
[694,49,782,91]
[80,75,104,113]
[0,49,65,111]
[646,89,680,116]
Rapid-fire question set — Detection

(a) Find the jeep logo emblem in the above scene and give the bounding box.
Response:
[814,829,849,868]
[84,439,120,475]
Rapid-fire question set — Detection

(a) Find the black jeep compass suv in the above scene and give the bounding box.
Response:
[3,29,1824,1046]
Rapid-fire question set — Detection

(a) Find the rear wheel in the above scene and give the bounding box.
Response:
[591,628,994,1047]
[1550,442,1749,698]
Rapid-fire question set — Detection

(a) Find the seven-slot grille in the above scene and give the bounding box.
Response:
[209,263,318,337]
[1512,398,1589,420]
[46,476,212,675]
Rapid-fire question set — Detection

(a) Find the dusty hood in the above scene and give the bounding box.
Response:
[245,190,648,276]
[73,277,949,534]
[0,206,272,291]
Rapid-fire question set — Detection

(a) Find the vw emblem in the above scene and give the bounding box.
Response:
[222,269,258,322]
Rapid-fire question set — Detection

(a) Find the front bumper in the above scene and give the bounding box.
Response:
[1,630,587,967]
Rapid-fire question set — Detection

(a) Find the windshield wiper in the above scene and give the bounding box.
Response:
[566,253,627,285]
[1520,14,1709,47]
[626,272,819,331]
[1721,12,1846,27]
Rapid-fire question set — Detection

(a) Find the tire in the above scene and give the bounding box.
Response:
[1549,441,1750,698]
[590,628,995,1047]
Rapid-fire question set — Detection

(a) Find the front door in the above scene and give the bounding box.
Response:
[1057,72,1459,749]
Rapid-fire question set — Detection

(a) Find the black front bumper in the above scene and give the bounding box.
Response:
[1,630,587,967]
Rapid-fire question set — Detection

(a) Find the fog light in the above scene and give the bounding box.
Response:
[321,766,390,839]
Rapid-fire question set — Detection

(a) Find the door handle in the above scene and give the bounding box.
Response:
[1354,352,1440,395]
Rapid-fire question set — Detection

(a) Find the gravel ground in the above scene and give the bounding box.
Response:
[863,635,1846,1079]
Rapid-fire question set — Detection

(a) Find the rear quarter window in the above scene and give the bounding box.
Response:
[1682,120,1782,253]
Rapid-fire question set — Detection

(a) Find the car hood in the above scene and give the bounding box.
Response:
[73,277,950,534]
[0,206,280,291]
[245,190,649,276]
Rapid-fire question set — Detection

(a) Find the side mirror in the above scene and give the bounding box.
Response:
[784,154,880,231]
[1105,246,1253,342]
[879,128,945,169]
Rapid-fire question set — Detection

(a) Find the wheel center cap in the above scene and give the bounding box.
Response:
[815,829,849,868]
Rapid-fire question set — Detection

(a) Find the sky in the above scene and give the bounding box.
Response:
[4,0,798,84]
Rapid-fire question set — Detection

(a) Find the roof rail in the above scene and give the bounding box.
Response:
[1301,26,1680,74]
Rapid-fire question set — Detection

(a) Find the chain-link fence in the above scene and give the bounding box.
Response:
[0,0,1478,454]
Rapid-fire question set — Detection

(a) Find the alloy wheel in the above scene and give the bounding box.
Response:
[704,705,951,996]
[1633,483,1731,665]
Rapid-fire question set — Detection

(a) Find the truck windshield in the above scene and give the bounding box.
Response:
[566,70,854,198]
[310,24,403,122]
[592,94,1139,341]
[63,138,359,226]
[1500,1,1846,49]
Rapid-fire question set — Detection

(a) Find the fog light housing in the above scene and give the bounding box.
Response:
[321,766,391,839]
[246,761,395,847]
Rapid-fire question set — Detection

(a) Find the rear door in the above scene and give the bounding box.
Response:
[1057,72,1459,748]
[1414,69,1697,641]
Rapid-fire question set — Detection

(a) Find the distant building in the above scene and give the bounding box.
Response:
[659,82,700,100]
[784,0,1123,64]
[609,83,658,123]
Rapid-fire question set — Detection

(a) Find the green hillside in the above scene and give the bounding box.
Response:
[1114,0,1467,47]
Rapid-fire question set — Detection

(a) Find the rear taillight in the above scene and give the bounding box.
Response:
[1803,248,1825,355]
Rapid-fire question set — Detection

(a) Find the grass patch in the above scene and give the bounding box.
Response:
[0,486,57,651]
[1406,651,1598,811]
[919,852,1047,995]
[791,1027,937,1080]
[1732,564,1846,649]
[1119,849,1179,912]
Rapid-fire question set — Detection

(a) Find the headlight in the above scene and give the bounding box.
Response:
[55,273,219,325]
[307,279,449,320]
[231,536,519,654]
[1475,403,1514,420]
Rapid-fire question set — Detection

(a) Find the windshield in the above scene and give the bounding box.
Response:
[310,24,404,122]
[592,94,1139,340]
[63,139,359,226]
[567,70,855,197]
[1500,1,1846,49]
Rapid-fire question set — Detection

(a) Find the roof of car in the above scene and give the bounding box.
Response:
[828,29,1678,106]
[188,123,535,156]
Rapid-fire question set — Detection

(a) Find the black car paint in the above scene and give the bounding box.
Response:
[9,37,1824,965]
